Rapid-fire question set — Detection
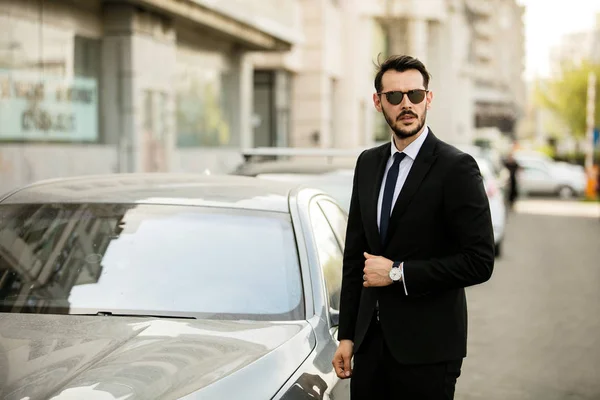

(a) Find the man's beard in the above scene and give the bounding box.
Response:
[383,108,427,139]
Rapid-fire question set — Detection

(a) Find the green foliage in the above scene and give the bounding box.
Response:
[535,61,600,138]
[554,150,600,166]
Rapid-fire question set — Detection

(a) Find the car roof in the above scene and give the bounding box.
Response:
[234,159,356,176]
[513,150,552,160]
[0,173,297,213]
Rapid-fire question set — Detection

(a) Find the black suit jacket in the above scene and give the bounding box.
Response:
[338,130,495,365]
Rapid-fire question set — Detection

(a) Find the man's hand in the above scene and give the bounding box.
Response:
[363,252,393,287]
[332,340,354,379]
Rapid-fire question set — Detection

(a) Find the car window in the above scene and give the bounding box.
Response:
[522,166,551,178]
[516,158,549,171]
[0,203,304,321]
[317,199,348,249]
[313,178,353,213]
[309,202,343,311]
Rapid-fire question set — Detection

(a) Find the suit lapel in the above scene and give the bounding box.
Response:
[368,142,391,253]
[384,132,439,246]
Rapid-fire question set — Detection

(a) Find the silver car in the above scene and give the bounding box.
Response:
[513,151,587,198]
[0,174,350,400]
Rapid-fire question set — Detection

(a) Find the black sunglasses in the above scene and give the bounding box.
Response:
[378,89,428,105]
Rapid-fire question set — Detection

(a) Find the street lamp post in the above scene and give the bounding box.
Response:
[585,71,596,198]
[586,71,596,171]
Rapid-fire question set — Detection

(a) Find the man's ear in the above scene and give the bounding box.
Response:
[426,90,433,110]
[373,93,383,112]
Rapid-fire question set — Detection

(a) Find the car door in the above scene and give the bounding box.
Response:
[309,199,344,332]
[308,197,350,399]
[518,160,556,194]
[316,198,348,337]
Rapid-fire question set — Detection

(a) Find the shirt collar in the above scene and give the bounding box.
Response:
[390,126,429,160]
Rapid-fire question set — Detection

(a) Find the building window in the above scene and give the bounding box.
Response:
[0,11,100,143]
[253,71,275,147]
[253,70,292,148]
[74,36,101,80]
[175,42,234,147]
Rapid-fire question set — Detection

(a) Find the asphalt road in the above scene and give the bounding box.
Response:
[456,200,600,400]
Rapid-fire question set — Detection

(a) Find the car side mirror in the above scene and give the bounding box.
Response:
[329,308,339,327]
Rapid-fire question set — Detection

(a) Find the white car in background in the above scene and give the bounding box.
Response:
[473,156,507,257]
[453,145,507,257]
[513,151,587,198]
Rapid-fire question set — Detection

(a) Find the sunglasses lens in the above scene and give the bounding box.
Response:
[386,92,404,105]
[407,90,426,104]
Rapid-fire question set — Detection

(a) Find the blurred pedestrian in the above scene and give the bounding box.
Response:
[332,55,495,399]
[503,151,521,211]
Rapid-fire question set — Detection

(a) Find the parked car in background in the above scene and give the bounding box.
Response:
[235,148,361,212]
[237,147,506,257]
[0,174,350,400]
[513,150,587,198]
[452,145,507,256]
[473,156,507,257]
[453,143,510,196]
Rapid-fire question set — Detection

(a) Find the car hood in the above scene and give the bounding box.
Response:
[0,314,314,400]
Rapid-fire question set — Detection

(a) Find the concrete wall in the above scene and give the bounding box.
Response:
[288,1,343,148]
[101,3,178,173]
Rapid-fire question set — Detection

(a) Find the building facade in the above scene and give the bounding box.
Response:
[252,0,526,153]
[0,0,300,195]
[0,0,526,195]
[468,0,526,140]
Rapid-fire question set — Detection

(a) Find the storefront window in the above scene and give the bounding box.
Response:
[175,43,234,147]
[0,10,100,143]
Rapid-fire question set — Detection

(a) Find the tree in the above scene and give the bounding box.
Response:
[535,61,600,138]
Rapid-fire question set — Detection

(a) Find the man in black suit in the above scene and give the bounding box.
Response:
[331,55,495,399]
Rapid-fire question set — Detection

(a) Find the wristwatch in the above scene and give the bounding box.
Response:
[389,261,402,283]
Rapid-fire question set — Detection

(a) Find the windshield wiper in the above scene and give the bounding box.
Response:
[75,311,196,319]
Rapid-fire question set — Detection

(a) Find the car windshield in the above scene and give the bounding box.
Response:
[0,203,304,321]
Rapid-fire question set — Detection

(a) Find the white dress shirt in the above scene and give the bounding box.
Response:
[377,126,429,296]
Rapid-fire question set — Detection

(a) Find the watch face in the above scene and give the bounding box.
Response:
[389,267,402,281]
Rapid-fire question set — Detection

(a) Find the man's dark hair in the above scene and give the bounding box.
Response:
[374,54,431,93]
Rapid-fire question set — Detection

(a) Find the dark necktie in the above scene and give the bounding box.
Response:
[380,152,406,244]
